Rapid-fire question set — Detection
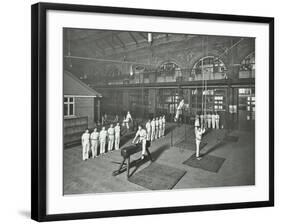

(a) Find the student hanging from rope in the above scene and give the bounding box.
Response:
[174,99,189,122]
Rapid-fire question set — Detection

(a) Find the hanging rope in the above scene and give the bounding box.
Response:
[196,88,198,114]
[205,36,208,116]
[201,38,204,114]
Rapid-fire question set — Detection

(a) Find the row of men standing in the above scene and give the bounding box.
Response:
[145,116,166,141]
[81,123,121,161]
[197,112,220,129]
[132,115,166,160]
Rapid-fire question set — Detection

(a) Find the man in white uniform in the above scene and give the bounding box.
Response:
[204,113,208,128]
[90,128,99,158]
[155,117,159,140]
[150,118,156,141]
[207,113,212,128]
[215,112,220,129]
[132,125,147,160]
[195,114,200,128]
[145,119,151,141]
[114,123,121,150]
[158,116,163,138]
[124,111,133,130]
[113,115,119,122]
[107,124,115,151]
[174,99,185,122]
[81,129,90,161]
[162,115,166,137]
[99,127,107,155]
[212,112,216,129]
[195,127,205,160]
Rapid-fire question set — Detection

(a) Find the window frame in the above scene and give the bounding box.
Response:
[64,96,75,118]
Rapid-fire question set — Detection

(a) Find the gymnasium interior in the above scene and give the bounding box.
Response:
[63,28,255,194]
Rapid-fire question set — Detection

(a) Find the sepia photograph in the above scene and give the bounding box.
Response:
[62,28,255,195]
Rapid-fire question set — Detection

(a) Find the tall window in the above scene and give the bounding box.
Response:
[157,62,182,82]
[191,56,227,80]
[64,97,75,117]
[158,62,181,75]
[239,52,255,78]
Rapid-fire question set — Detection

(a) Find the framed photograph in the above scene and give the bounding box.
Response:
[31,2,274,222]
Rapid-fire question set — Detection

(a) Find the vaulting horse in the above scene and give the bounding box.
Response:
[112,141,153,178]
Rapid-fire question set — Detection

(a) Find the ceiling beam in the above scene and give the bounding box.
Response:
[128,32,138,45]
[114,34,126,48]
[101,38,115,50]
[138,32,148,41]
[92,42,105,56]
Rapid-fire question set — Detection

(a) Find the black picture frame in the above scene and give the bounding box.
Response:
[31,2,274,222]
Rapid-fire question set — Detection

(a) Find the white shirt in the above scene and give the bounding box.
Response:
[195,128,205,141]
[146,122,151,131]
[177,100,185,110]
[99,130,107,141]
[215,114,220,120]
[151,120,155,130]
[155,119,159,127]
[81,133,90,143]
[136,129,147,141]
[114,125,120,136]
[90,132,99,141]
[195,118,200,127]
[107,127,115,136]
[159,119,163,127]
[126,113,132,121]
[162,117,166,124]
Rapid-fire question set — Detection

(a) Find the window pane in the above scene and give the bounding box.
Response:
[64,104,68,116]
[69,104,74,115]
[69,97,74,102]
[64,97,67,103]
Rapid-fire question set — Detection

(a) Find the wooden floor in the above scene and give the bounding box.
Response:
[63,123,255,195]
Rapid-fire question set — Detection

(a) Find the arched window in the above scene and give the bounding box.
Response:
[107,66,123,85]
[157,62,182,82]
[158,62,181,76]
[107,67,121,78]
[239,52,255,78]
[191,56,227,80]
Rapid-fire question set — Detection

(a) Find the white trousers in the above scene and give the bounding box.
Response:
[155,127,159,139]
[207,119,211,128]
[175,109,181,121]
[115,135,120,150]
[91,140,98,157]
[125,122,129,129]
[212,119,216,129]
[159,126,162,138]
[108,136,114,151]
[215,120,219,129]
[82,142,89,160]
[141,139,146,155]
[196,139,201,157]
[100,140,106,154]
[146,130,151,141]
[200,118,204,128]
[151,128,155,141]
